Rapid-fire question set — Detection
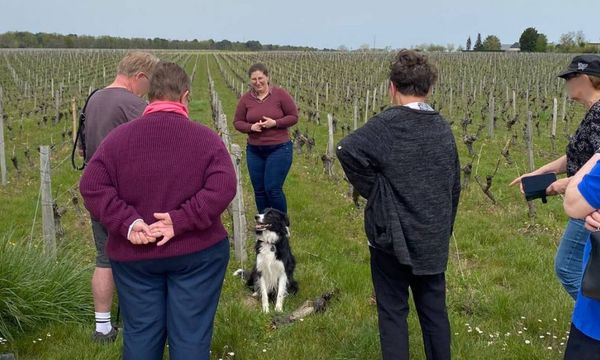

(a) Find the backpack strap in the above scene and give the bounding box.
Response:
[71,88,101,170]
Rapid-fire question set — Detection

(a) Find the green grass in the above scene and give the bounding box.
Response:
[0,231,92,342]
[0,52,581,359]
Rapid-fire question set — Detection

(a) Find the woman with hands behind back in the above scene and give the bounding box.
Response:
[80,62,236,360]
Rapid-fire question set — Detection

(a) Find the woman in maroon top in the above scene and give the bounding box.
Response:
[234,63,298,214]
[80,62,236,360]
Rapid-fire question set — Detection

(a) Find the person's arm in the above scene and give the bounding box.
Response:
[539,155,568,175]
[511,155,567,181]
[275,89,298,129]
[167,140,237,235]
[451,149,461,226]
[80,140,144,239]
[564,153,600,219]
[233,97,253,134]
[510,155,567,191]
[336,118,388,199]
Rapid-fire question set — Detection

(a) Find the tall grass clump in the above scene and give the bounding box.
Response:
[0,231,92,341]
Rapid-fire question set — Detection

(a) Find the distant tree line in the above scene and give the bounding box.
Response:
[464,28,599,53]
[0,31,316,51]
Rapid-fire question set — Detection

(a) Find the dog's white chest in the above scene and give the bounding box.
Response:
[256,242,285,291]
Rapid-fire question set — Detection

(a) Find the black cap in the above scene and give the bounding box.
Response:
[558,55,600,79]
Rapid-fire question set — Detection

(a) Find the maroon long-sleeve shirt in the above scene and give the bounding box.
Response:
[233,86,298,145]
[80,111,237,262]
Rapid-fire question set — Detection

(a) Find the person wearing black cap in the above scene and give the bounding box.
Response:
[511,54,600,300]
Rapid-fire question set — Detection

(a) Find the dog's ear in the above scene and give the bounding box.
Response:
[270,208,290,227]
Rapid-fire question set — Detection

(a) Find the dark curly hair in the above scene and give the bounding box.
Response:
[389,50,438,97]
[248,63,269,77]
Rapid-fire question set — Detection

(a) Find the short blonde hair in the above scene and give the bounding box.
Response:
[117,51,160,77]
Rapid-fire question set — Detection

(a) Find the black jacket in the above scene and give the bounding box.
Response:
[337,106,460,275]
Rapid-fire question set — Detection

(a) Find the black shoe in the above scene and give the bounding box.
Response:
[91,327,118,343]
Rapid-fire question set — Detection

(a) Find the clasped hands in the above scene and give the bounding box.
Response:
[128,213,175,247]
[250,116,277,132]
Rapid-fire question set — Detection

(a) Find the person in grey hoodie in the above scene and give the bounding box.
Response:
[337,49,461,360]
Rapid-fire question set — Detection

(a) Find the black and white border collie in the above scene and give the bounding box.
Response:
[234,208,298,313]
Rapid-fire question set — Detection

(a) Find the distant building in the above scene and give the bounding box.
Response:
[588,42,600,50]
[501,42,521,52]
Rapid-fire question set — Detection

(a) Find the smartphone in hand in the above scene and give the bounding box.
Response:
[521,173,557,203]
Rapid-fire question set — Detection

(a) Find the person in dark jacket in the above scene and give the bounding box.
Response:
[337,49,461,360]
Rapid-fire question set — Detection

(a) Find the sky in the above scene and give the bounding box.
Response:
[0,0,598,49]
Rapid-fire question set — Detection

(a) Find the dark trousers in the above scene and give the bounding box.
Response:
[370,246,451,360]
[111,239,229,360]
[565,323,600,360]
[246,141,293,213]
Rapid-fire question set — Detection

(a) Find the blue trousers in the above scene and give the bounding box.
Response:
[111,239,229,360]
[246,141,293,213]
[555,218,589,300]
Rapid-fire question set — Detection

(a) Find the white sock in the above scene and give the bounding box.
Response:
[95,312,112,335]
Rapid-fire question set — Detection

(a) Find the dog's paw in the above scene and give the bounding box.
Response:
[262,305,270,313]
[275,305,283,312]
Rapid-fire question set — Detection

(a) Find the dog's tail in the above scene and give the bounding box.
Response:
[232,269,250,279]
[233,268,256,286]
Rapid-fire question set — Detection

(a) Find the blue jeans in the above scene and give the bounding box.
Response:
[111,239,229,360]
[555,218,589,300]
[246,141,293,213]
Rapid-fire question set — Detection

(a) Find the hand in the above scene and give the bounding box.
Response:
[250,123,263,132]
[585,211,600,232]
[128,221,158,245]
[510,171,540,194]
[148,212,175,246]
[546,177,571,196]
[260,116,277,129]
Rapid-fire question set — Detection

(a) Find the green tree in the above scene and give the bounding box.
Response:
[534,33,548,52]
[482,35,501,51]
[0,31,316,51]
[245,40,262,51]
[466,36,472,51]
[215,39,233,50]
[575,31,587,48]
[474,33,483,51]
[519,27,539,52]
